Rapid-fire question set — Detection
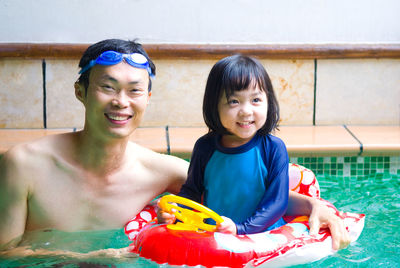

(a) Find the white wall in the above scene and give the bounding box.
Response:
[0,0,399,44]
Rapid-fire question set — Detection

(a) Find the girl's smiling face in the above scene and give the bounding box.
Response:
[217,84,268,148]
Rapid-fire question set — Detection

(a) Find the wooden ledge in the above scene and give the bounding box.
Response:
[131,127,168,153]
[167,127,208,157]
[274,126,361,156]
[166,125,400,157]
[0,128,74,153]
[0,128,168,154]
[0,126,399,156]
[346,126,400,155]
[1,43,400,59]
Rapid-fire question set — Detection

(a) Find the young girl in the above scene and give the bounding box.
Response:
[159,55,289,235]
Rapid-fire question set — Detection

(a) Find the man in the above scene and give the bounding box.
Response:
[0,39,349,252]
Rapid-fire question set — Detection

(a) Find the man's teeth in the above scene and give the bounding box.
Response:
[108,115,129,121]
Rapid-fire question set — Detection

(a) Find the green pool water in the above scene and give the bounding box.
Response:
[1,173,399,267]
[294,172,400,268]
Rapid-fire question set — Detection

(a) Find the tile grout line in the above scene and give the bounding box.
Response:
[165,125,171,155]
[343,124,363,156]
[42,59,47,129]
[312,59,317,126]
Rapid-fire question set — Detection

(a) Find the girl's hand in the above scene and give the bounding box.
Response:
[216,216,237,235]
[156,200,176,224]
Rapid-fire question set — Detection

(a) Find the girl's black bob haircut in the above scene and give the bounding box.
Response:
[203,54,280,136]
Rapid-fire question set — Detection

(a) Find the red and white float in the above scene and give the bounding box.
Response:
[124,163,365,267]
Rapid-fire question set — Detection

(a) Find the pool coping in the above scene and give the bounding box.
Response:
[0,125,399,157]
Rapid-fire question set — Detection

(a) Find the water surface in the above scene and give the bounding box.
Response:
[1,173,399,267]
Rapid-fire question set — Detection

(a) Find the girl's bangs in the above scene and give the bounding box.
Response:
[222,63,265,97]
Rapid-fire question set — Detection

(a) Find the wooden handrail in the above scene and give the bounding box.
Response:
[1,43,399,59]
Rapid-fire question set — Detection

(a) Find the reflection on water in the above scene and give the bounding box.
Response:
[0,229,149,267]
[19,228,130,253]
[1,255,157,268]
[1,174,399,267]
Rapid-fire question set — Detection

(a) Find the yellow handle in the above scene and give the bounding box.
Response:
[159,195,224,232]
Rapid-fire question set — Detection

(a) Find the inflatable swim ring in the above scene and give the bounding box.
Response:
[124,163,365,267]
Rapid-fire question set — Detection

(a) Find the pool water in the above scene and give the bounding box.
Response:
[294,172,400,268]
[1,173,399,267]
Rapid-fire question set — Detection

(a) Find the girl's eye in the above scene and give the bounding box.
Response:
[228,99,239,105]
[253,98,261,103]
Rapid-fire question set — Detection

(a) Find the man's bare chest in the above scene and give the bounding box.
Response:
[25,169,157,232]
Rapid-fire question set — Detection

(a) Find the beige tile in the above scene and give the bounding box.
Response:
[262,59,315,125]
[46,59,85,128]
[0,59,43,128]
[7,57,398,130]
[274,126,360,156]
[130,127,167,153]
[316,59,400,125]
[142,59,315,127]
[142,59,213,127]
[347,125,400,155]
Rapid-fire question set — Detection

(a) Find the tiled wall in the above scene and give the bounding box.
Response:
[0,59,44,128]
[290,155,400,178]
[316,59,400,125]
[0,58,399,128]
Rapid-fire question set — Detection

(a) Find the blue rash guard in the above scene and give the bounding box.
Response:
[179,132,289,235]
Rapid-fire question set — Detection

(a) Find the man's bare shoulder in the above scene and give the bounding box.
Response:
[126,141,189,194]
[0,133,75,212]
[1,133,75,177]
[127,141,188,169]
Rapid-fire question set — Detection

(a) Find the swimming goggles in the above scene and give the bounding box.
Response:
[79,50,154,77]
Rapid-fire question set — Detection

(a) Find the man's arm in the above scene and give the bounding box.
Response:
[154,153,189,194]
[287,191,351,250]
[0,148,29,250]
